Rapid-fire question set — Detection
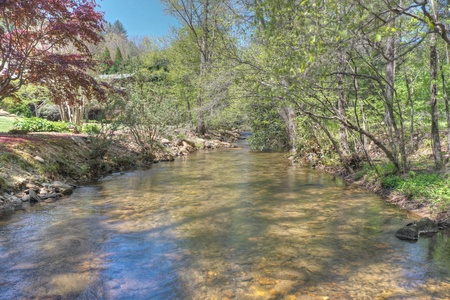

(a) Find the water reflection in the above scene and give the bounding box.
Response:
[1,145,450,299]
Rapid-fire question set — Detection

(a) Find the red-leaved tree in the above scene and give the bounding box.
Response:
[0,0,106,104]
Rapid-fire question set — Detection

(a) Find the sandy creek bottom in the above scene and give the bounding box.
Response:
[1,143,450,299]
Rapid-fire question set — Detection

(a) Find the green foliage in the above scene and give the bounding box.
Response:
[0,152,33,171]
[2,100,33,117]
[13,117,70,132]
[118,80,177,158]
[382,173,450,212]
[0,116,15,132]
[247,102,290,151]
[112,47,124,72]
[112,20,127,37]
[99,47,113,74]
[0,152,15,166]
[37,162,59,177]
[81,123,101,134]
[2,84,48,117]
[353,162,399,184]
[0,175,6,192]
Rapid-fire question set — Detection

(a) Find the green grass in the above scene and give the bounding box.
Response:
[0,116,16,132]
[354,161,450,214]
[382,172,450,213]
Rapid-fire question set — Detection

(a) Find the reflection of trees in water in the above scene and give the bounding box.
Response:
[427,231,450,269]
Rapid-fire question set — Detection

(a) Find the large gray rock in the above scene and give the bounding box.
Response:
[395,217,439,240]
[10,195,23,210]
[395,223,418,240]
[417,217,438,235]
[51,181,73,196]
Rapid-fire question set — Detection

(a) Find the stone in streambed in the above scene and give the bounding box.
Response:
[28,189,41,203]
[239,275,253,282]
[395,217,439,240]
[51,181,74,195]
[417,217,439,235]
[10,195,23,210]
[395,223,418,240]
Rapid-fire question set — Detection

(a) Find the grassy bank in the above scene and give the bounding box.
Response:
[351,162,450,221]
[0,116,15,132]
[0,133,142,192]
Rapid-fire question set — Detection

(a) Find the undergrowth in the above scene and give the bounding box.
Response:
[13,117,100,133]
[352,161,450,213]
[13,117,71,132]
[382,172,450,213]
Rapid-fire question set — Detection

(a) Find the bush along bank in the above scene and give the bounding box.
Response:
[0,129,240,216]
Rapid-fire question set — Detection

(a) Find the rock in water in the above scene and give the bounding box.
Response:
[395,223,418,240]
[28,189,41,203]
[417,217,438,236]
[51,181,73,196]
[395,217,439,240]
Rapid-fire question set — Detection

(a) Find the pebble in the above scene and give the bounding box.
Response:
[240,275,253,282]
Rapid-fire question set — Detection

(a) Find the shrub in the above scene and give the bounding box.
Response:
[82,123,101,134]
[2,98,33,117]
[382,173,450,212]
[13,117,70,132]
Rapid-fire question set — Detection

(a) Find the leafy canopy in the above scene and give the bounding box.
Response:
[0,0,107,104]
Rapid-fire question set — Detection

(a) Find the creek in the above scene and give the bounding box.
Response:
[1,139,450,299]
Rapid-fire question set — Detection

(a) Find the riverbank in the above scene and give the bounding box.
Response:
[3,127,448,226]
[295,151,450,226]
[354,168,450,226]
[0,129,239,215]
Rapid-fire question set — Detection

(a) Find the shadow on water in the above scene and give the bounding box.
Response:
[1,145,450,299]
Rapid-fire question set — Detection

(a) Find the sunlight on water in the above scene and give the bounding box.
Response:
[1,142,450,299]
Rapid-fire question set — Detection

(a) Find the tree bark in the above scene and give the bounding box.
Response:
[430,32,442,168]
[279,106,297,153]
[403,68,415,153]
[384,33,407,172]
[337,52,350,156]
[440,65,450,155]
[383,21,408,173]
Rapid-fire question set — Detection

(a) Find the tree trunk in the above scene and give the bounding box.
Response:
[291,97,401,172]
[58,104,67,122]
[430,32,442,168]
[383,27,408,173]
[403,68,415,153]
[309,115,353,174]
[196,1,210,135]
[441,65,450,155]
[197,49,207,135]
[384,33,407,172]
[279,106,297,153]
[186,96,194,130]
[337,52,350,156]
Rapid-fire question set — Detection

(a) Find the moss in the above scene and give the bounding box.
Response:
[0,176,7,192]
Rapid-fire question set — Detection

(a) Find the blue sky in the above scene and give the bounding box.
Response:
[97,0,179,38]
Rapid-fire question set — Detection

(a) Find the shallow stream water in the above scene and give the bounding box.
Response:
[1,141,450,299]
